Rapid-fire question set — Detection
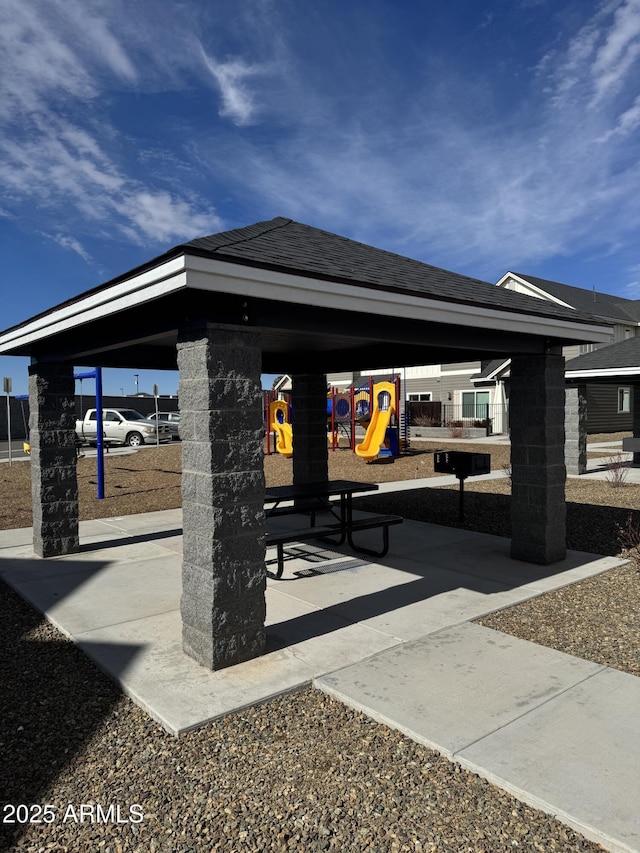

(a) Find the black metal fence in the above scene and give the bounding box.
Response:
[408,401,508,434]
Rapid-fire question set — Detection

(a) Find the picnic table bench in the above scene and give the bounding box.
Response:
[265,479,403,579]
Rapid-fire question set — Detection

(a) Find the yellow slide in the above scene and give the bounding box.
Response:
[270,400,293,457]
[355,381,395,462]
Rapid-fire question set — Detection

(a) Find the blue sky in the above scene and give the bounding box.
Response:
[1,0,640,396]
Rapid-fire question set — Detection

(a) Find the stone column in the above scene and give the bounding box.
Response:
[28,361,79,557]
[177,323,265,670]
[565,385,587,475]
[510,353,566,564]
[291,373,329,486]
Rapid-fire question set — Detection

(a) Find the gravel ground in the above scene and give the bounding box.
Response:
[1,584,604,853]
[1,436,638,852]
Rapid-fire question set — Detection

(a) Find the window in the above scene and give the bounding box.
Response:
[579,343,597,354]
[618,387,631,413]
[407,392,432,402]
[461,391,490,419]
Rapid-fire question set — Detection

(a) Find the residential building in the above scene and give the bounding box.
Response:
[330,272,640,434]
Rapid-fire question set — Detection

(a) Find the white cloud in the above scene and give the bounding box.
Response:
[200,48,261,126]
[0,0,137,119]
[201,1,640,278]
[592,0,640,100]
[0,110,221,247]
[0,0,222,253]
[599,93,640,139]
[50,233,93,263]
[1,0,639,286]
[112,191,222,244]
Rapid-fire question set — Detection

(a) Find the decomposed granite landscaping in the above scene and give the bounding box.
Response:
[1,438,638,852]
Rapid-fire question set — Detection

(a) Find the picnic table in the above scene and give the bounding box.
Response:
[264,479,403,578]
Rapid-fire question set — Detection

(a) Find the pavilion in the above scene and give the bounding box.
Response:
[0,218,612,670]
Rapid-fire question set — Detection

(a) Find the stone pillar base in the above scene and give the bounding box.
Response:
[510,354,566,565]
[565,386,587,475]
[291,373,329,486]
[28,362,79,557]
[177,323,265,670]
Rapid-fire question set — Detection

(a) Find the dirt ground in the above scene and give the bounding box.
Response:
[1,435,638,678]
[2,440,505,530]
[2,435,638,556]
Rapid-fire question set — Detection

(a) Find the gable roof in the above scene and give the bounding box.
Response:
[504,272,640,325]
[566,335,640,379]
[470,358,511,382]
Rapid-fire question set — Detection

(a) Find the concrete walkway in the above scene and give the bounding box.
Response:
[0,475,638,852]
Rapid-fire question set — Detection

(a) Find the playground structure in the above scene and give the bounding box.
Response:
[266,397,293,457]
[329,376,408,461]
[354,380,398,462]
[266,376,408,462]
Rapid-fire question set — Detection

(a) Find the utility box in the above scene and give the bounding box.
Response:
[433,451,491,479]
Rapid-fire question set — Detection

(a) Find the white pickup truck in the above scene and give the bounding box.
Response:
[75,408,172,447]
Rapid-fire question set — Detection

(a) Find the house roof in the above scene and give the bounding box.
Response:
[507,272,640,325]
[566,336,640,380]
[0,218,613,375]
[470,358,511,382]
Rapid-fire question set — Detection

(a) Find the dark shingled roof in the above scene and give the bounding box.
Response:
[0,218,614,342]
[566,335,640,372]
[470,358,510,381]
[165,217,606,325]
[510,272,640,324]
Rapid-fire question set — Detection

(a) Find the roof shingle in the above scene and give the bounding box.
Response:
[510,272,640,324]
[171,218,607,325]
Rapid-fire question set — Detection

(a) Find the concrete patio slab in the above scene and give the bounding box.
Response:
[75,610,317,734]
[315,622,606,756]
[405,528,617,587]
[316,623,640,851]
[6,555,181,634]
[74,595,400,734]
[0,497,635,852]
[458,666,640,853]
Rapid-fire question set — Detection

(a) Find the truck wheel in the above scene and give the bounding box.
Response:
[126,432,144,447]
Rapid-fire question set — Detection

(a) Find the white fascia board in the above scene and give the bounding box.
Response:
[186,256,614,344]
[496,272,575,310]
[566,366,640,379]
[0,259,187,353]
[0,252,614,354]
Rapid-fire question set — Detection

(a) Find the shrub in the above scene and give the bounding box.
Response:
[605,452,629,488]
[413,415,442,427]
[446,420,467,439]
[616,512,640,559]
